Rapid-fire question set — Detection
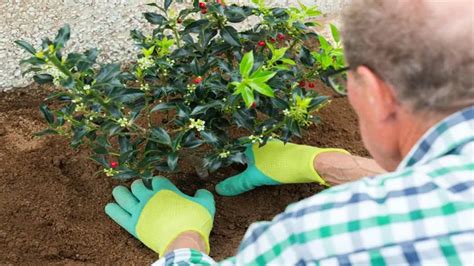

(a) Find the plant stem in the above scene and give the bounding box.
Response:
[173,28,182,48]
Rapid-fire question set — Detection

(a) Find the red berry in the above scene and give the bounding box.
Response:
[193,76,203,84]
[258,41,266,47]
[110,161,119,169]
[277,33,285,40]
[201,8,208,14]
[309,82,315,88]
[299,81,306,87]
[251,102,257,109]
[269,37,276,43]
[177,18,183,24]
[216,0,223,4]
[199,2,206,9]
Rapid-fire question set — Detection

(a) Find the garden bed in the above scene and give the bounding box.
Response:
[0,83,367,264]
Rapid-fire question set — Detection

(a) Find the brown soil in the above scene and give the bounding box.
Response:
[0,83,367,265]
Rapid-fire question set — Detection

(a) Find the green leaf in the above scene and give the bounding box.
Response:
[54,24,71,49]
[142,46,155,57]
[34,128,58,137]
[273,65,290,71]
[248,82,275,97]
[118,136,132,153]
[299,46,315,66]
[144,13,167,25]
[199,28,218,49]
[271,47,288,63]
[318,35,331,50]
[205,156,222,173]
[172,131,185,151]
[71,126,88,146]
[233,109,254,129]
[271,97,290,109]
[306,8,321,17]
[164,0,172,11]
[39,104,55,125]
[15,40,36,55]
[151,127,172,146]
[272,7,287,17]
[330,24,341,43]
[114,169,139,180]
[190,58,202,76]
[151,102,175,112]
[95,64,121,83]
[221,26,241,47]
[93,146,109,155]
[239,51,254,78]
[167,152,179,171]
[184,19,210,34]
[240,86,255,107]
[182,132,203,148]
[191,102,222,115]
[230,152,246,164]
[20,57,45,66]
[115,90,145,103]
[250,70,276,83]
[60,77,75,89]
[280,58,296,65]
[200,131,219,144]
[224,6,247,23]
[309,95,330,110]
[91,155,109,167]
[33,74,53,84]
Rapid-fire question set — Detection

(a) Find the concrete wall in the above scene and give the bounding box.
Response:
[0,0,347,91]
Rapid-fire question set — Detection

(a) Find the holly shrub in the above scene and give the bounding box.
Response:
[16,0,345,181]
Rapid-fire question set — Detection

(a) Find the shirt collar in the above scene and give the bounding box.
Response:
[397,106,474,170]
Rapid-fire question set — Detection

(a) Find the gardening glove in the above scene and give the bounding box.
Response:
[105,177,215,256]
[216,141,350,196]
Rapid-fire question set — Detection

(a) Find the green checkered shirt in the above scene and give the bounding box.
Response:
[155,107,474,265]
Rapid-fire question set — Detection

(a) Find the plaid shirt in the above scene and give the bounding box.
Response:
[154,107,474,266]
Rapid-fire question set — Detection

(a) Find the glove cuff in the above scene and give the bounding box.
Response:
[309,147,351,186]
[135,190,213,256]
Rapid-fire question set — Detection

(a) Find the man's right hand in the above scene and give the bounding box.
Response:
[215,141,349,196]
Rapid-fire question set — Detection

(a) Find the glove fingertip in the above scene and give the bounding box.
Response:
[215,181,239,197]
[104,202,115,214]
[195,189,213,199]
[104,202,125,218]
[194,189,216,217]
[151,176,175,190]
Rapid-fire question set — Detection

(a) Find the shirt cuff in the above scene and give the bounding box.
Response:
[152,248,216,266]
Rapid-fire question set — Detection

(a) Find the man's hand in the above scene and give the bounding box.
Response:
[216,141,350,196]
[105,177,215,256]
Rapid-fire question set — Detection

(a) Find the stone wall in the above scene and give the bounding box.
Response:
[0,0,347,91]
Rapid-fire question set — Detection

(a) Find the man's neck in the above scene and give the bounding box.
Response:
[397,109,446,162]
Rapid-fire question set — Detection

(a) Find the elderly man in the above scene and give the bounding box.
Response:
[105,0,474,264]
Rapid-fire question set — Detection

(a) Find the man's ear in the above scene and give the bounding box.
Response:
[355,66,398,122]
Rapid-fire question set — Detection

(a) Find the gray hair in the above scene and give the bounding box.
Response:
[341,0,474,114]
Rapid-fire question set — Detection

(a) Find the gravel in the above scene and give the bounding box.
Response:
[0,0,345,91]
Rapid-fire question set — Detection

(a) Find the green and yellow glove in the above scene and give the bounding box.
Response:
[216,141,349,196]
[105,177,215,256]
